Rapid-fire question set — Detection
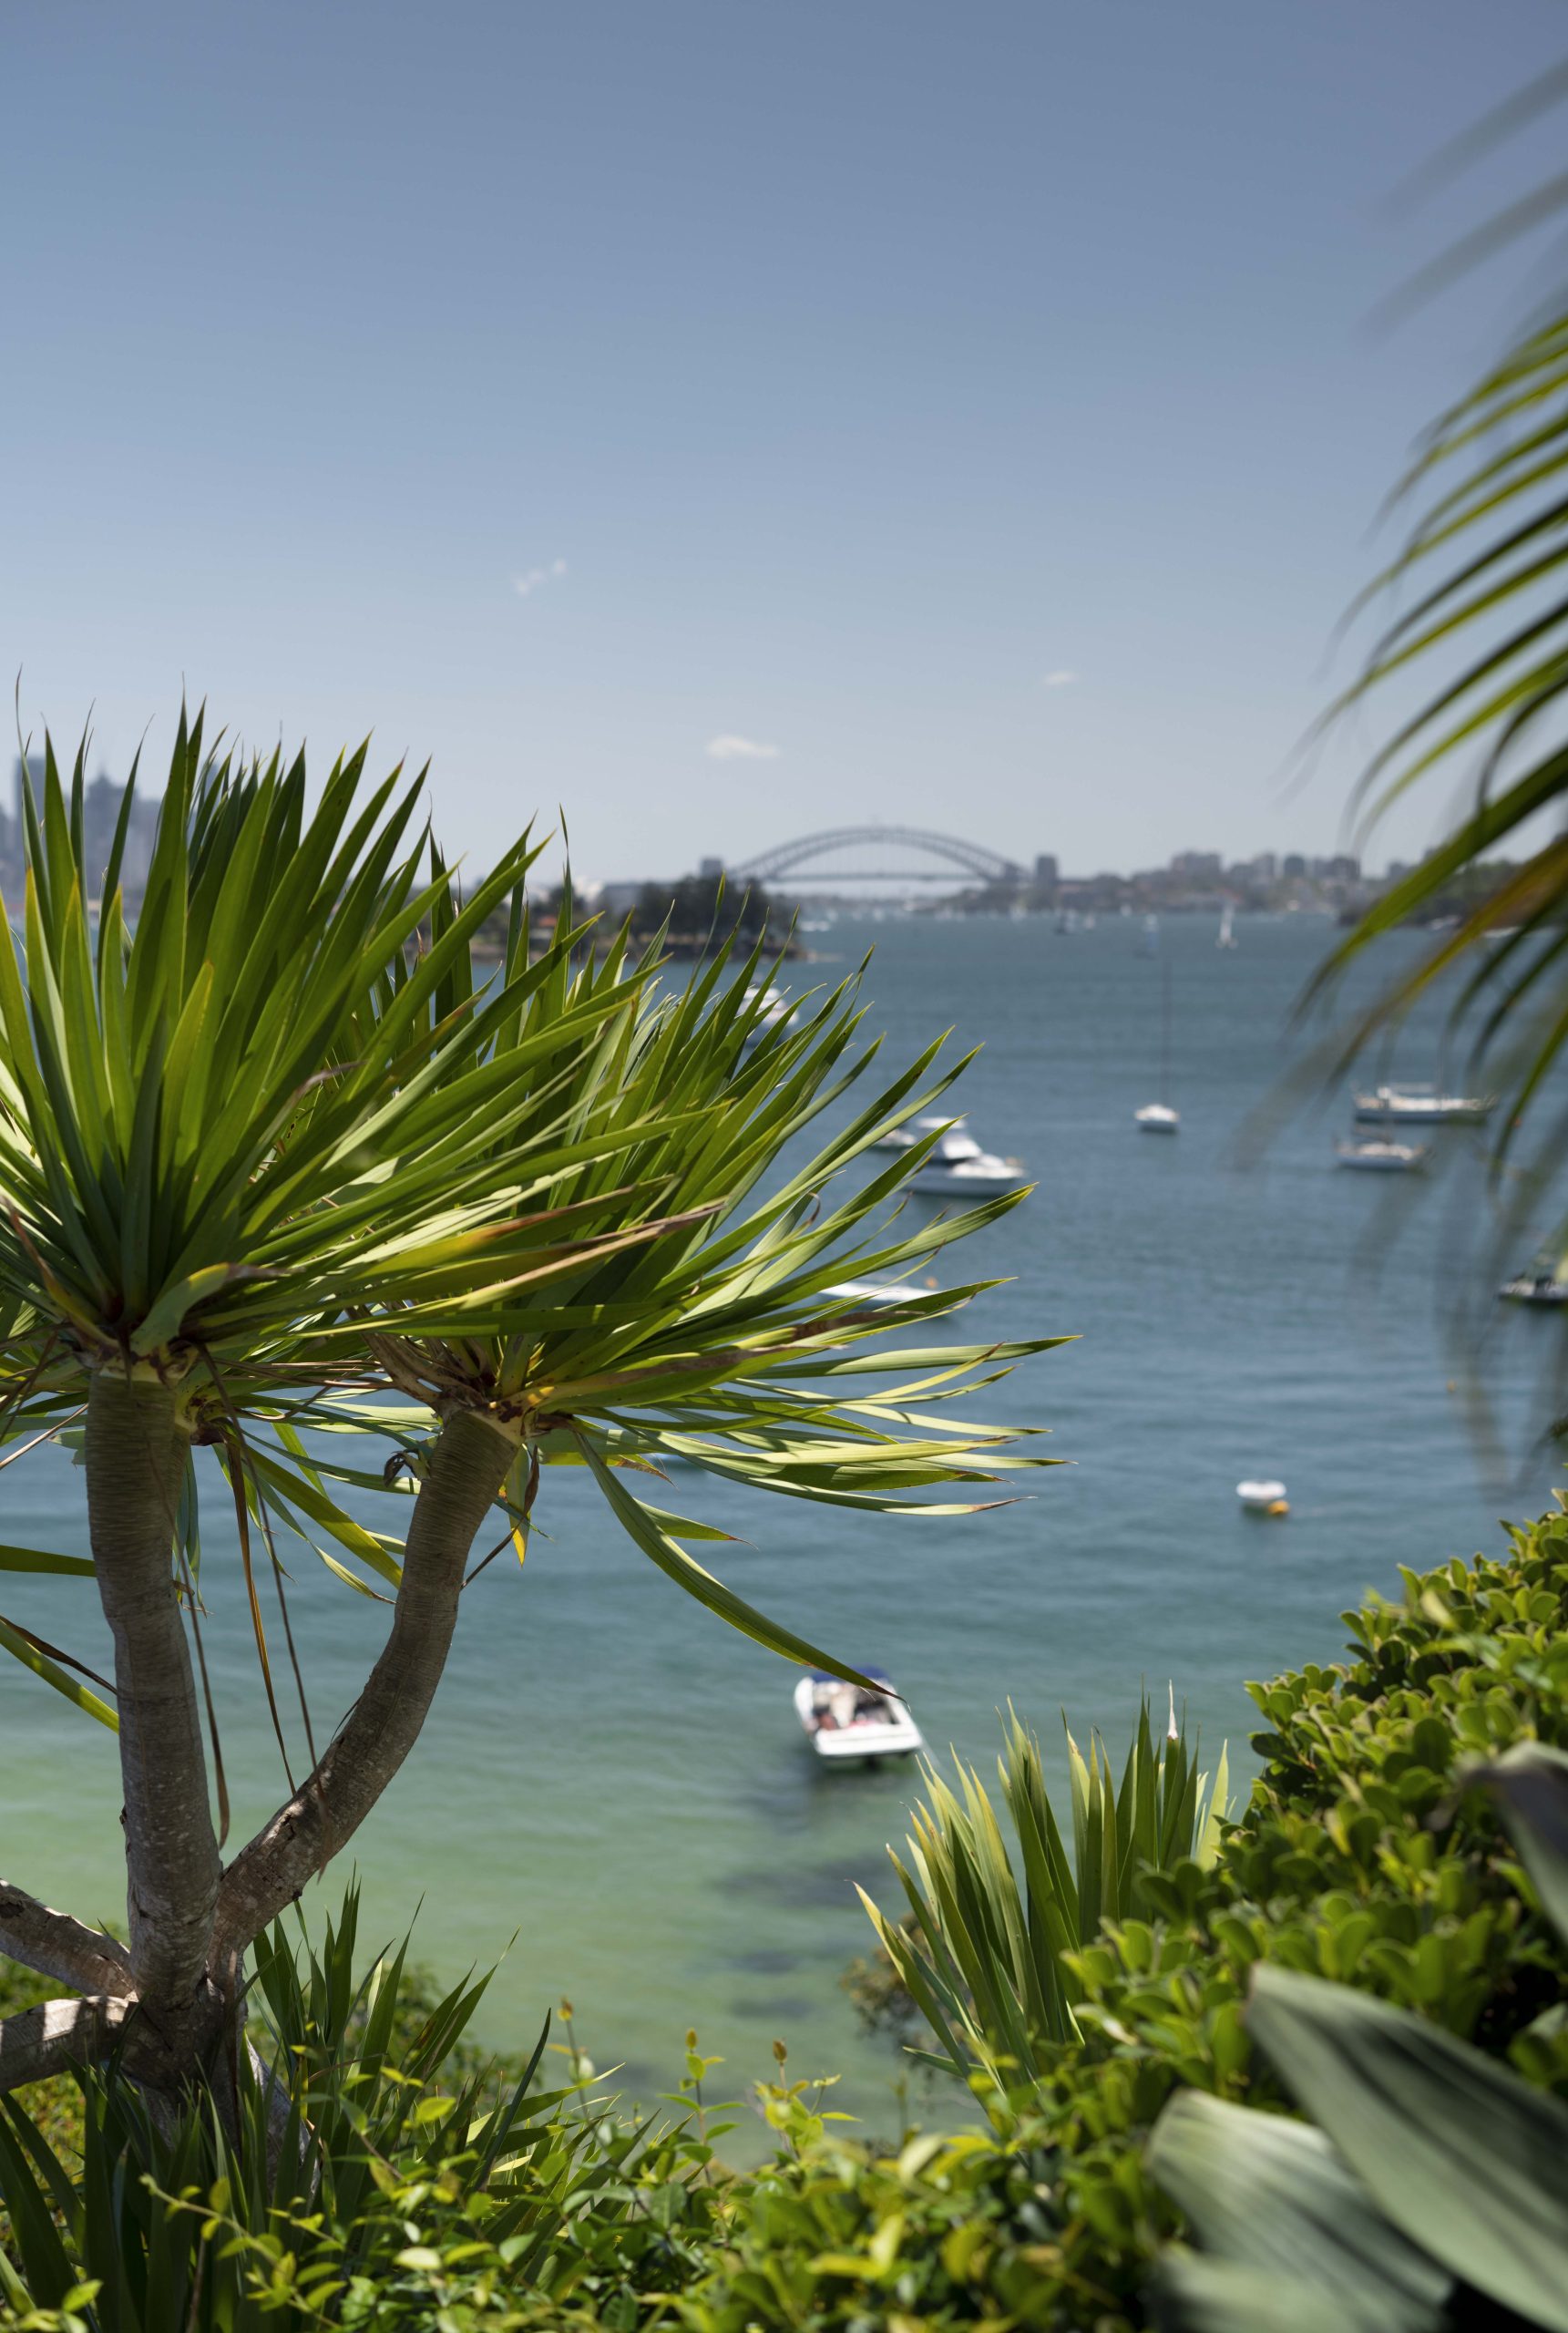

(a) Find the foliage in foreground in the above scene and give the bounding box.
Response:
[5,1506,1566,2330]
[1150,1742,1568,2333]
[856,1698,1229,2084]
[1301,73,1568,1308]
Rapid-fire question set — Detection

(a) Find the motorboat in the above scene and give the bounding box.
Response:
[794,1668,924,1763]
[1135,1102,1180,1135]
[1336,1137,1428,1172]
[1237,1478,1289,1517]
[1500,1265,1568,1306]
[824,1278,909,1308]
[1351,1083,1493,1126]
[909,1129,1027,1195]
[876,1105,975,1152]
[743,983,791,1032]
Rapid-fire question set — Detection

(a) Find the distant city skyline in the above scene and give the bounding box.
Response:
[5,4,1566,889]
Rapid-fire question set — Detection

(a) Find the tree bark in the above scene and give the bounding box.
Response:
[214,1407,515,1957]
[87,1372,220,2020]
[0,1879,133,1998]
[0,1996,131,2093]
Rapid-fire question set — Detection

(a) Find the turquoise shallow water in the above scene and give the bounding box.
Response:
[0,912,1560,2153]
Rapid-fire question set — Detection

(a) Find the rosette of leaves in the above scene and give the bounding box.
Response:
[0,710,1058,2112]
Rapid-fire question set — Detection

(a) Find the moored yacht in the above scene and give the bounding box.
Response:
[873,1112,973,1154]
[1352,1083,1493,1126]
[909,1127,1028,1194]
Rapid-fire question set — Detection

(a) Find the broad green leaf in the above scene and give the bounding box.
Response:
[1148,2091,1449,2333]
[1247,1964,1568,2333]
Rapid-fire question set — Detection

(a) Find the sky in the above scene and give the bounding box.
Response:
[4,1,1567,888]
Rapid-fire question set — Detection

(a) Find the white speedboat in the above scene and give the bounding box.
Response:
[1352,1083,1492,1126]
[1135,1102,1180,1135]
[794,1668,924,1763]
[743,983,791,1032]
[824,1278,909,1308]
[909,1129,1027,1195]
[1336,1137,1428,1172]
[873,1112,973,1155]
[1237,1478,1289,1516]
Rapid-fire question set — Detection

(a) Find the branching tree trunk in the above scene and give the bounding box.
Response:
[0,1401,516,2099]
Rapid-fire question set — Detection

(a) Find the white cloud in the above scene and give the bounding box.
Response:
[513,559,568,598]
[1042,669,1077,688]
[706,734,781,762]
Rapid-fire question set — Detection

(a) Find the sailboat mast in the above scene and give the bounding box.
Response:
[1160,961,1172,1105]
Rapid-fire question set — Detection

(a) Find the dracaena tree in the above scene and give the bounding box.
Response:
[0,711,1054,2111]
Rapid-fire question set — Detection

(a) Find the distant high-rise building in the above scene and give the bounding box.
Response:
[1033,852,1059,893]
[1282,852,1307,879]
[1171,849,1223,880]
[10,757,159,902]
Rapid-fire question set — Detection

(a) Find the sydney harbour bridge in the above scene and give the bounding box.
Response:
[725,824,1025,889]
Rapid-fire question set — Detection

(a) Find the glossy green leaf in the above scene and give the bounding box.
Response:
[1247,1963,1568,2332]
[1148,2091,1449,2333]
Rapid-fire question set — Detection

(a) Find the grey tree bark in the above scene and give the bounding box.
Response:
[86,1372,220,2021]
[0,1996,131,2093]
[0,1397,513,2106]
[0,1879,134,1998]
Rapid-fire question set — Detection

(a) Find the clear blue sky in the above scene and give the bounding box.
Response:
[5,2,1564,884]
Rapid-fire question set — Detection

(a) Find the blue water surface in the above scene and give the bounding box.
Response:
[1,911,1559,2152]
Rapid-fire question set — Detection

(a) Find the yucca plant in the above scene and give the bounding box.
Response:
[860,1699,1228,2091]
[0,709,1056,2113]
[1149,1742,1568,2333]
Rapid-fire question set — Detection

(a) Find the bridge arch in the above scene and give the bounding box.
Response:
[730,825,1023,886]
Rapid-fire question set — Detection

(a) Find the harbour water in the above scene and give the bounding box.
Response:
[1,911,1559,2151]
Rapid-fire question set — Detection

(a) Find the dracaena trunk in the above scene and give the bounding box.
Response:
[86,1371,220,2019]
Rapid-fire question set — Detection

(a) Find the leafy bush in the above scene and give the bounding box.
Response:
[5,1513,1564,2330]
[1149,1742,1568,2333]
[820,1506,1568,2327]
[0,1894,733,2333]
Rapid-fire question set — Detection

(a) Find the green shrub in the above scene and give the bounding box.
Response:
[1148,1743,1568,2333]
[815,1506,1568,2328]
[5,1512,1564,2331]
